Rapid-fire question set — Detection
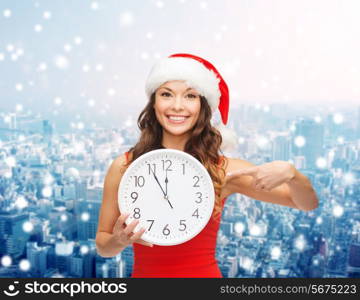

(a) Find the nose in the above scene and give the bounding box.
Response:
[172,95,185,111]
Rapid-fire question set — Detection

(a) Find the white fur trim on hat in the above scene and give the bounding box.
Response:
[145,56,221,112]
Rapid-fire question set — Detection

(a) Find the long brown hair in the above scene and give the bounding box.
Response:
[124,92,228,221]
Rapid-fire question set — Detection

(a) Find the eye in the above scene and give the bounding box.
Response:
[160,92,172,97]
[186,94,197,99]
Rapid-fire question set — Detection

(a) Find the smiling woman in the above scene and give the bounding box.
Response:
[96,53,231,278]
[95,52,319,278]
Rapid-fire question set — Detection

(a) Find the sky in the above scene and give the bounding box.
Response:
[0,0,359,128]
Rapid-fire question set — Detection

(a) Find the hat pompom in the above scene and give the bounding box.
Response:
[213,122,238,153]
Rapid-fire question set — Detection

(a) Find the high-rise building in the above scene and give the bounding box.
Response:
[121,246,134,277]
[309,254,325,277]
[347,233,360,277]
[75,180,87,200]
[86,186,102,202]
[76,199,101,240]
[272,134,291,161]
[69,255,83,277]
[43,120,53,144]
[63,183,76,199]
[95,256,107,278]
[292,118,325,169]
[26,242,48,276]
[83,251,96,277]
[221,222,233,236]
[105,259,120,278]
[0,212,29,258]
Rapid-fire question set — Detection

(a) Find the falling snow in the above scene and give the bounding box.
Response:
[0,0,358,280]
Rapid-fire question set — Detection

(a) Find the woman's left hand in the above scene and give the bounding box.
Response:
[226,160,296,192]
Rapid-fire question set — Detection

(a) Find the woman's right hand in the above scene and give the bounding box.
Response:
[111,212,153,248]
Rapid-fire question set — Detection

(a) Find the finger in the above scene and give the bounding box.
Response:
[251,178,260,190]
[129,227,145,240]
[130,227,152,246]
[136,238,154,247]
[265,182,275,191]
[113,212,130,233]
[252,178,262,191]
[115,213,130,231]
[123,219,140,235]
[260,180,271,191]
[118,212,131,226]
[254,181,264,191]
[254,180,268,191]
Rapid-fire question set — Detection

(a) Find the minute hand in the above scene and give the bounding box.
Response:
[165,169,168,196]
[150,168,166,197]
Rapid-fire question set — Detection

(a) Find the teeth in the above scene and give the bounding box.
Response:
[168,116,187,121]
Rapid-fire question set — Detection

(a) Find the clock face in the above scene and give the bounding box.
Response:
[118,149,215,246]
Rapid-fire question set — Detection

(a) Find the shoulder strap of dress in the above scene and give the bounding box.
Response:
[125,151,129,163]
[217,155,224,167]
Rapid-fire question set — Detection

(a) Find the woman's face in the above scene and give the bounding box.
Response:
[153,80,201,137]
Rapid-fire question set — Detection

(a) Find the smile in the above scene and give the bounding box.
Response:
[166,115,189,124]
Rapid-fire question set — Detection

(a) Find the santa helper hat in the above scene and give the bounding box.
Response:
[145,53,237,152]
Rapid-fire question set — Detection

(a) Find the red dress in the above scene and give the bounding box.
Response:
[124,151,227,278]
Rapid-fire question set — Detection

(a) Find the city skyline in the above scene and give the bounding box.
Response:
[0,101,359,278]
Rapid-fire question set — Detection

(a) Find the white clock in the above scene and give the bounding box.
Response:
[118,149,215,246]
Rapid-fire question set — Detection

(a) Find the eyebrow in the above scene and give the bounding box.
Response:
[160,87,196,92]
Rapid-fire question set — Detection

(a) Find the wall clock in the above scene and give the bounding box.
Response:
[118,149,215,246]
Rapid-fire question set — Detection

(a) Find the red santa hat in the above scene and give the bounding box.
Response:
[145,53,237,152]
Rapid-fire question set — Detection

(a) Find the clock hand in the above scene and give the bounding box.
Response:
[163,170,173,209]
[149,166,167,197]
[165,195,173,209]
[165,169,168,197]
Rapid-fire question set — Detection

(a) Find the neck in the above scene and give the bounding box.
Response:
[161,130,190,151]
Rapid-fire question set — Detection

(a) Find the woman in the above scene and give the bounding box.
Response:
[95,53,319,277]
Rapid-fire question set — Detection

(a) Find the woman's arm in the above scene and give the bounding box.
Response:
[96,153,153,258]
[285,167,319,211]
[95,154,127,257]
[225,158,318,211]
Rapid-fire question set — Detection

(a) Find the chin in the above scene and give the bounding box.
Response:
[163,126,192,136]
